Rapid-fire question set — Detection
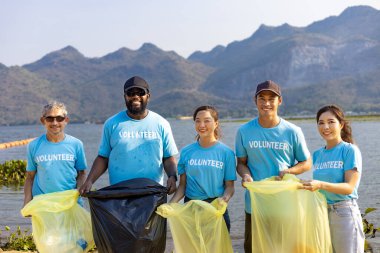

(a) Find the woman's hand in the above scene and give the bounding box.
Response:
[301,180,323,191]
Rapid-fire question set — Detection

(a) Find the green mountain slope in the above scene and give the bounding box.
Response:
[1,5,379,125]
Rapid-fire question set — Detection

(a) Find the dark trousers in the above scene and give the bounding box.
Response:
[184,196,231,232]
[244,212,252,253]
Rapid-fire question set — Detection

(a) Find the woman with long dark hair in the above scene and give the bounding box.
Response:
[302,104,364,253]
[170,105,236,231]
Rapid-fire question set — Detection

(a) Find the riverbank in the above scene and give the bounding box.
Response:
[1,121,380,253]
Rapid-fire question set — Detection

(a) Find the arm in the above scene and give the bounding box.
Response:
[303,169,359,194]
[220,180,235,203]
[23,171,36,207]
[169,173,186,203]
[76,170,86,190]
[279,156,312,178]
[79,155,108,195]
[163,156,178,195]
[236,157,253,187]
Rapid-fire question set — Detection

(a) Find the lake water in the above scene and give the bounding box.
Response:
[1,119,379,251]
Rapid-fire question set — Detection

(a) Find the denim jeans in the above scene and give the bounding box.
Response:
[328,199,365,253]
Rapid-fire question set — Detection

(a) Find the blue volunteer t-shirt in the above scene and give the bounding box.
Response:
[235,118,310,213]
[26,134,87,196]
[98,110,178,185]
[178,141,237,200]
[312,141,362,204]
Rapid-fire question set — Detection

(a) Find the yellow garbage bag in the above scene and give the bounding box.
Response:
[157,199,233,253]
[244,174,332,253]
[21,189,95,253]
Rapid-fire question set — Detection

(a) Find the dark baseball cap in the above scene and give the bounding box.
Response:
[124,76,150,93]
[255,80,281,97]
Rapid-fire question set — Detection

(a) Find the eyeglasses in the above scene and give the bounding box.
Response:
[125,89,147,97]
[44,116,66,122]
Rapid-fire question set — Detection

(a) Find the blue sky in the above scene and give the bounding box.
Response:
[1,0,380,66]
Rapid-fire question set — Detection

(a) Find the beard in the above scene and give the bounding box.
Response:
[125,99,148,115]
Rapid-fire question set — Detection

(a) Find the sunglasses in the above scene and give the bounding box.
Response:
[125,89,148,97]
[44,116,66,122]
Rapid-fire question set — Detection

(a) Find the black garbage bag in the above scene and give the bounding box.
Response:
[84,178,168,253]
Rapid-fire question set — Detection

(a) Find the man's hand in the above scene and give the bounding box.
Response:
[79,180,93,195]
[78,155,108,195]
[166,176,177,194]
[241,174,253,188]
[237,157,253,188]
[163,156,177,195]
[275,169,292,180]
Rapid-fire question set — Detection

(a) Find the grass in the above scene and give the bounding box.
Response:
[0,160,27,188]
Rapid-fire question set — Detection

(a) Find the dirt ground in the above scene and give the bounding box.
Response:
[0,238,245,253]
[2,238,379,253]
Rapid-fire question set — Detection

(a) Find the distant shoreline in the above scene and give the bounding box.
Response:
[1,114,380,127]
[220,114,380,123]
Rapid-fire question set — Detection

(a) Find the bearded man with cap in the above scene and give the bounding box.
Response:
[80,76,178,195]
[235,80,312,253]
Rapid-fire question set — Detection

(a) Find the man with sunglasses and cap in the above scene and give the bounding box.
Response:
[235,80,312,253]
[24,101,87,206]
[80,75,178,195]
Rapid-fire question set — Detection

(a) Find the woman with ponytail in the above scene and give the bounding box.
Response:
[170,105,236,231]
[302,104,364,253]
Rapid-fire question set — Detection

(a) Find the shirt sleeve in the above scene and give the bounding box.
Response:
[162,120,178,158]
[235,128,247,158]
[177,151,186,175]
[75,141,88,171]
[294,127,310,162]
[98,121,112,158]
[224,149,237,181]
[26,142,37,171]
[344,144,362,173]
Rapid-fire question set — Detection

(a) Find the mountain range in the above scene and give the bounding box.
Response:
[1,5,380,125]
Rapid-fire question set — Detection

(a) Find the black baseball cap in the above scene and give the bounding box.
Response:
[124,76,150,93]
[255,80,281,97]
